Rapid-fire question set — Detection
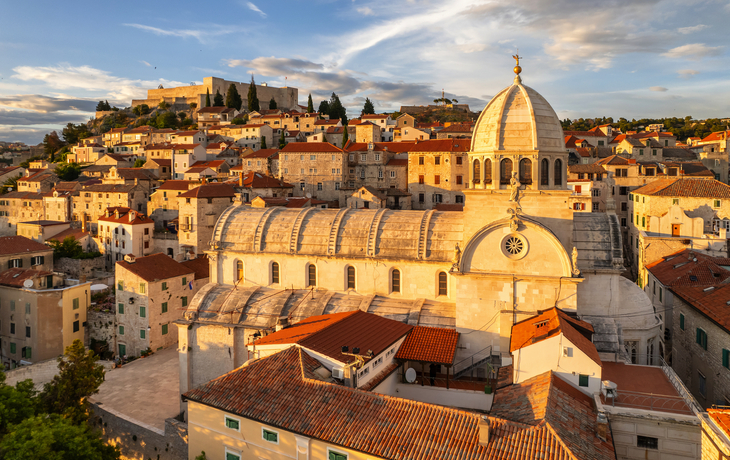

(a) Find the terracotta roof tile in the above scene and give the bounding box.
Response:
[280,142,343,153]
[394,326,459,365]
[568,164,606,174]
[239,171,293,189]
[244,148,279,159]
[632,178,730,198]
[155,180,196,191]
[0,268,53,288]
[98,208,153,226]
[116,253,194,282]
[647,249,730,287]
[671,282,730,333]
[253,311,354,346]
[47,228,90,243]
[178,183,236,199]
[0,236,51,256]
[180,255,209,281]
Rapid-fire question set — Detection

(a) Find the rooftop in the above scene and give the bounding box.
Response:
[632,178,730,198]
[98,208,153,226]
[646,249,730,287]
[0,268,54,288]
[0,235,51,256]
[179,256,210,281]
[178,183,236,199]
[116,253,194,283]
[394,326,459,366]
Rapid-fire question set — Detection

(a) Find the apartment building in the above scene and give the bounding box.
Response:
[0,192,44,236]
[224,124,274,151]
[178,183,236,255]
[147,180,198,230]
[406,139,469,209]
[71,183,149,231]
[242,149,279,176]
[279,143,346,203]
[102,127,128,147]
[97,207,155,266]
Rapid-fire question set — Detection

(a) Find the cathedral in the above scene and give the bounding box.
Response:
[179,64,661,393]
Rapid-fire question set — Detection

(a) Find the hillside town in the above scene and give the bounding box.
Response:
[3,62,730,460]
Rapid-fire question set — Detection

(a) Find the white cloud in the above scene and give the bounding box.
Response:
[123,23,241,43]
[357,6,374,15]
[457,43,488,53]
[678,24,709,34]
[0,95,97,113]
[0,108,89,126]
[662,43,723,59]
[140,61,152,67]
[649,86,668,92]
[247,2,267,18]
[677,69,700,79]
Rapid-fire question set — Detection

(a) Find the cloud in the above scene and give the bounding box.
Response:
[456,43,488,53]
[0,109,89,126]
[0,95,97,113]
[678,24,708,34]
[662,43,723,59]
[246,2,267,18]
[0,125,53,144]
[11,64,187,105]
[649,86,668,92]
[140,61,152,67]
[677,69,700,79]
[123,23,241,43]
[357,6,374,15]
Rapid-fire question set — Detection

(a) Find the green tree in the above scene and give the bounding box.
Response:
[1,176,19,194]
[47,236,84,260]
[0,414,120,460]
[269,97,277,110]
[225,83,242,110]
[189,102,197,110]
[327,92,347,125]
[361,97,375,116]
[205,88,211,107]
[43,131,66,159]
[279,130,286,149]
[260,136,267,149]
[178,112,187,121]
[95,101,111,111]
[0,367,37,436]
[39,340,105,424]
[61,123,91,145]
[231,117,246,125]
[133,158,145,168]
[213,90,224,107]
[132,104,150,116]
[307,94,314,113]
[194,452,208,460]
[247,75,260,112]
[318,99,329,117]
[54,163,81,181]
[156,112,180,129]
[158,101,170,110]
[342,125,349,148]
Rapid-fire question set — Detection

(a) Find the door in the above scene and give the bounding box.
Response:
[672,224,680,237]
[118,344,126,357]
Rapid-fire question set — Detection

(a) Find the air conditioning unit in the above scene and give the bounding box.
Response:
[332,367,344,380]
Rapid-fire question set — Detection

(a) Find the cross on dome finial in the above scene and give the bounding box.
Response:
[512,52,523,84]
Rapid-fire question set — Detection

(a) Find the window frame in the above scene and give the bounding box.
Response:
[637,435,658,450]
[696,327,708,350]
[679,313,685,330]
[437,271,448,297]
[162,324,168,335]
[224,416,241,432]
[271,262,280,284]
[391,268,401,294]
[262,427,279,444]
[328,448,348,460]
[578,374,589,387]
[308,264,317,287]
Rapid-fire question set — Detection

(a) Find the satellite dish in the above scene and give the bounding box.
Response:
[23,279,33,288]
[305,193,312,198]
[405,367,417,383]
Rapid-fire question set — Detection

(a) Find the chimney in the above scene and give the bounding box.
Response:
[275,317,288,332]
[477,416,490,447]
[239,172,243,187]
[124,254,136,263]
[596,412,608,442]
[81,217,87,232]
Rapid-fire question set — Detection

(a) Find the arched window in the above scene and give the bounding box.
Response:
[554,159,563,186]
[541,158,549,185]
[271,262,280,284]
[438,272,448,296]
[484,159,492,183]
[500,158,513,184]
[392,269,401,293]
[236,260,244,282]
[472,159,481,184]
[346,266,356,290]
[308,264,317,287]
[519,158,532,183]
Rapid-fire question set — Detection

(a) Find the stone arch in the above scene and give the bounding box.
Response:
[473,159,481,185]
[500,158,513,184]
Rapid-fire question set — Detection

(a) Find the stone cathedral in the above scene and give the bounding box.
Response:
[179,65,660,393]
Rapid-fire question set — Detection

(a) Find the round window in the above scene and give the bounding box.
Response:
[501,233,528,260]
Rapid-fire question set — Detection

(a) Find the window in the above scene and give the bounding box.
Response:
[724,349,730,369]
[271,262,280,284]
[236,260,244,282]
[456,175,463,185]
[140,329,146,339]
[554,159,563,185]
[139,282,146,294]
[715,199,721,208]
[432,193,443,203]
[308,264,317,287]
[699,371,707,397]
[262,428,278,443]
[317,182,323,191]
[25,303,30,314]
[328,450,348,460]
[418,193,424,203]
[347,266,356,290]
[162,302,168,313]
[519,158,532,183]
[10,323,15,334]
[592,189,600,197]
[696,328,707,350]
[435,156,441,165]
[139,307,146,318]
[680,313,685,330]
[226,452,240,460]
[418,156,424,165]
[672,198,679,206]
[659,288,662,302]
[182,296,188,307]
[119,325,124,335]
[25,326,30,338]
[7,258,22,268]
[162,281,168,291]
[579,374,589,387]
[390,171,396,178]
[500,158,513,183]
[392,269,401,293]
[10,343,16,354]
[225,417,240,430]
[162,324,168,335]
[21,347,31,359]
[473,159,481,183]
[434,175,441,185]
[418,175,424,184]
[637,436,658,450]
[484,159,492,183]
[438,272,448,296]
[118,303,124,314]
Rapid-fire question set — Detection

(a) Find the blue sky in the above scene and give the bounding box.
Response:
[1,0,728,144]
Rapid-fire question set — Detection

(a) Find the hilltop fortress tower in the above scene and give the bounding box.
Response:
[131,76,298,111]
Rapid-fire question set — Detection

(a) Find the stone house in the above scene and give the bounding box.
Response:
[69,143,106,163]
[242,148,279,176]
[567,163,608,213]
[0,235,53,272]
[436,123,473,139]
[394,125,430,142]
[236,171,293,202]
[97,207,155,267]
[102,127,128,148]
[114,253,208,358]
[112,141,142,155]
[279,142,346,203]
[407,139,470,210]
[178,183,236,256]
[17,170,58,193]
[171,130,208,146]
[226,124,274,151]
[43,190,74,223]
[172,144,207,180]
[95,153,135,168]
[141,158,171,180]
[0,192,44,236]
[71,183,149,231]
[147,180,198,230]
[346,186,412,210]
[0,268,89,368]
[196,107,238,128]
[16,220,70,243]
[121,126,153,145]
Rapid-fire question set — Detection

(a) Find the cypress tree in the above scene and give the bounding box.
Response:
[307,94,314,113]
[279,130,286,149]
[269,97,277,110]
[205,88,211,107]
[225,83,242,110]
[247,75,260,112]
[342,125,349,148]
[213,89,224,107]
[362,97,375,116]
[260,135,267,149]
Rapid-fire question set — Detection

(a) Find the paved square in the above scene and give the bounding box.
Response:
[91,347,180,430]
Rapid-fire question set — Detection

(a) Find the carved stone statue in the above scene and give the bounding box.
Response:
[571,247,581,276]
[451,243,462,272]
[509,171,521,203]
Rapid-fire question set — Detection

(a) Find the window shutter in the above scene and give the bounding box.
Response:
[39,256,44,264]
[18,259,22,268]
[696,328,701,344]
[7,260,11,269]
[724,349,729,369]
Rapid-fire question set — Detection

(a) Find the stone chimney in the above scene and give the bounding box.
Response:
[596,412,608,442]
[275,317,288,332]
[477,416,490,447]
[124,254,136,263]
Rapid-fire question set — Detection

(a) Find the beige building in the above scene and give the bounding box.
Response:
[407,139,469,209]
[196,108,238,128]
[0,268,89,368]
[0,192,44,236]
[102,127,128,148]
[17,170,58,193]
[147,180,198,230]
[279,142,346,203]
[0,235,53,271]
[71,183,149,231]
[69,143,106,163]
[178,183,236,256]
[16,220,70,243]
[97,207,155,266]
[114,253,208,358]
[224,124,274,151]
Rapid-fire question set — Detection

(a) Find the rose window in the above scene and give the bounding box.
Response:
[505,236,524,255]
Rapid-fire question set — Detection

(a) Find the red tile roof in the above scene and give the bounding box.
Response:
[155,180,195,191]
[178,183,236,199]
[185,348,614,460]
[244,148,279,159]
[596,155,635,166]
[180,255,209,281]
[510,308,601,365]
[280,142,343,153]
[671,282,730,333]
[632,178,730,198]
[394,326,459,365]
[0,236,51,256]
[240,171,293,189]
[433,204,463,212]
[0,268,53,288]
[254,311,354,346]
[708,409,730,438]
[647,249,730,287]
[116,253,194,282]
[98,208,153,226]
[47,227,90,243]
[439,123,473,133]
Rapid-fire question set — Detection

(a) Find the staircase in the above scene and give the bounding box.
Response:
[366,209,387,257]
[327,208,349,255]
[289,208,313,254]
[453,346,494,380]
[253,207,276,252]
[417,210,435,259]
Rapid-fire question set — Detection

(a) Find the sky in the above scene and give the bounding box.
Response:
[1,0,729,144]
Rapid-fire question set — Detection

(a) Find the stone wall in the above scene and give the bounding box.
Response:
[5,356,115,390]
[88,310,117,348]
[91,402,188,460]
[55,256,106,279]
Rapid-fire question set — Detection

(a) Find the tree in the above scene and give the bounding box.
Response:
[247,75,260,112]
[260,136,267,149]
[0,414,120,460]
[39,340,105,424]
[194,452,208,460]
[156,111,180,129]
[231,117,246,125]
[327,92,348,125]
[342,125,349,148]
[269,97,277,110]
[279,130,286,149]
[43,131,66,159]
[189,102,197,110]
[132,104,150,116]
[95,101,111,111]
[225,83,242,110]
[47,236,84,260]
[133,158,145,168]
[318,99,329,117]
[213,90,224,107]
[0,367,37,436]
[54,163,81,181]
[158,101,170,110]
[178,112,187,121]
[61,123,91,145]
[307,94,314,113]
[205,88,211,107]
[362,97,375,116]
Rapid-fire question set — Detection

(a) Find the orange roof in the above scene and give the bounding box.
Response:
[253,311,353,346]
[708,409,730,439]
[98,208,153,226]
[394,326,459,365]
[117,253,194,282]
[510,308,601,365]
[646,249,730,287]
[632,178,730,198]
[240,171,293,189]
[178,183,236,199]
[280,142,343,153]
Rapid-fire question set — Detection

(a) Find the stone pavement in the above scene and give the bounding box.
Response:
[91,346,180,431]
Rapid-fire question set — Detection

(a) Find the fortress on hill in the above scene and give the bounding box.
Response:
[131,76,299,111]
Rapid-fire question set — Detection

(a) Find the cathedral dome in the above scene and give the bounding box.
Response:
[470,76,565,155]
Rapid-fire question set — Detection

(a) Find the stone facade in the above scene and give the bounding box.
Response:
[72,184,150,231]
[608,413,700,460]
[279,144,346,203]
[407,142,469,210]
[178,192,235,256]
[55,256,106,280]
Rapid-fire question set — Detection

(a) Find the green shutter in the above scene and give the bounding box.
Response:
[226,453,240,460]
[161,302,168,313]
[118,303,124,314]
[329,451,347,460]
[119,326,124,335]
[10,343,15,354]
[579,374,589,387]
[680,313,685,330]
[140,329,146,339]
[139,307,146,318]
[182,277,186,286]
[696,328,701,344]
[182,296,188,307]
[263,429,278,442]
[118,281,124,291]
[162,282,167,291]
[162,324,168,335]
[25,347,31,359]
[225,418,239,430]
[723,349,729,369]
